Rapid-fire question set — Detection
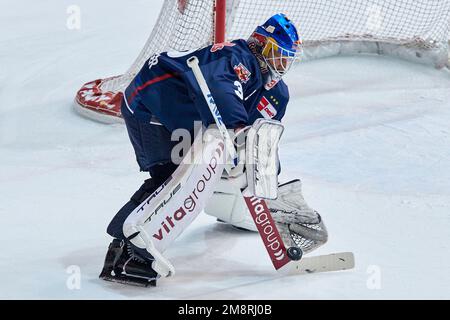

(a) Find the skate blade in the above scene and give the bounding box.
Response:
[100,274,156,288]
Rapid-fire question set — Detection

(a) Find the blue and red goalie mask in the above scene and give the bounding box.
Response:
[249,13,303,77]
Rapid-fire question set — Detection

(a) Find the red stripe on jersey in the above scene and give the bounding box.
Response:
[127,73,175,105]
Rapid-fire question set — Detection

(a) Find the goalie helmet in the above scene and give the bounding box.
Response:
[248,13,303,78]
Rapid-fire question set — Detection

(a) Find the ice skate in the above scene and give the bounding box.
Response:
[99,239,159,287]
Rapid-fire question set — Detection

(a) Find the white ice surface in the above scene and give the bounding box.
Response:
[0,0,449,299]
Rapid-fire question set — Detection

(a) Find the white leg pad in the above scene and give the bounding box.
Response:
[123,129,226,277]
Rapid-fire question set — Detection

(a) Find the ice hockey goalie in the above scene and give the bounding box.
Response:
[98,13,328,287]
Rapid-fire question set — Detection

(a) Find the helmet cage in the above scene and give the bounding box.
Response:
[261,37,302,77]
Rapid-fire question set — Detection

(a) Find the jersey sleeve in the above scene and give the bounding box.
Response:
[187,57,249,129]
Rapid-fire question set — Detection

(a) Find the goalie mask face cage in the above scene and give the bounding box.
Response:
[256,13,303,77]
[262,37,303,76]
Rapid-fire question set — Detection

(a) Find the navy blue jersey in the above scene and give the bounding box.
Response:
[123,39,289,132]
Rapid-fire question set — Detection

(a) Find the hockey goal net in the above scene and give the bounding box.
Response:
[75,0,450,123]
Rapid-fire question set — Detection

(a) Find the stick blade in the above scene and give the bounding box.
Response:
[281,252,355,275]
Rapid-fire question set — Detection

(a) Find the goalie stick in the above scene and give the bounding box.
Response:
[187,55,355,274]
[187,56,238,167]
[282,251,355,275]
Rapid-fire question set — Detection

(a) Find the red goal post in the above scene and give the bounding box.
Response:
[74,0,450,123]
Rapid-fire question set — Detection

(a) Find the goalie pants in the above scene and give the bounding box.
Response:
[106,100,179,255]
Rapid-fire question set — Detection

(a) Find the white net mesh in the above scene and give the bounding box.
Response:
[99,0,450,93]
[100,0,216,92]
[229,0,449,46]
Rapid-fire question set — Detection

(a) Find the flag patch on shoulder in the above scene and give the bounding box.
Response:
[257,96,277,119]
[233,63,251,84]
